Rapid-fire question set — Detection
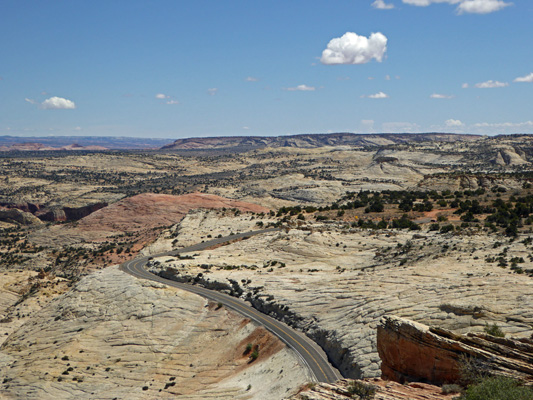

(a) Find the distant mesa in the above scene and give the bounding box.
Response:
[161,132,483,151]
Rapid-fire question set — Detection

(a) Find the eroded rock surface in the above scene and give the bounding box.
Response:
[0,266,310,399]
[377,315,533,385]
[150,213,533,379]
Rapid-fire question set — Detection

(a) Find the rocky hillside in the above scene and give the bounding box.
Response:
[0,266,311,399]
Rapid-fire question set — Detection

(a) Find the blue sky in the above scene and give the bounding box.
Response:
[1,0,532,138]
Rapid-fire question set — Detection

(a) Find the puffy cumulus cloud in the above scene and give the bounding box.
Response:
[363,91,389,99]
[372,0,395,9]
[457,0,512,14]
[445,118,464,127]
[514,72,533,83]
[40,96,76,110]
[430,93,455,99]
[402,0,511,14]
[320,32,387,65]
[474,80,508,88]
[285,84,316,91]
[207,88,218,96]
[155,93,169,99]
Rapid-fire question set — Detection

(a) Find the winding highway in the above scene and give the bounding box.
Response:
[120,228,342,383]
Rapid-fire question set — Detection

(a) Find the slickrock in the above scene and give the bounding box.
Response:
[287,378,456,400]
[0,266,311,399]
[377,315,533,385]
[152,214,533,379]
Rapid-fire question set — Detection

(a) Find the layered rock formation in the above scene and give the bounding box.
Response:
[0,266,310,399]
[377,315,533,385]
[287,379,456,400]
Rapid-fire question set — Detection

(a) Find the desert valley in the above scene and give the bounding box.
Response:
[0,133,532,399]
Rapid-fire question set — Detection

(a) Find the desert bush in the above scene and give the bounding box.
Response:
[347,381,376,399]
[459,376,533,400]
[484,323,505,338]
[441,383,462,394]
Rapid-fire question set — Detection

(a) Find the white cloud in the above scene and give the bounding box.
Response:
[474,80,508,88]
[40,96,76,110]
[74,126,82,131]
[403,0,461,6]
[372,0,395,9]
[514,72,533,83]
[363,91,389,99]
[382,121,420,133]
[207,88,218,96]
[24,98,36,104]
[430,93,455,99]
[473,121,533,129]
[462,83,469,89]
[445,119,464,127]
[402,0,511,14]
[245,77,259,82]
[242,126,250,130]
[285,84,316,91]
[166,100,179,105]
[360,119,376,133]
[457,0,512,14]
[320,32,388,65]
[469,120,533,134]
[155,93,169,99]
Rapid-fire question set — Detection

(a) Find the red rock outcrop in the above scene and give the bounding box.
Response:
[377,315,533,386]
[76,192,268,234]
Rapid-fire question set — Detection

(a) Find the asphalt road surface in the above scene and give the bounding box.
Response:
[120,228,342,383]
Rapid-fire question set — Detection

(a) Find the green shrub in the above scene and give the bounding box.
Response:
[459,376,533,400]
[347,381,376,399]
[250,349,259,361]
[484,323,505,338]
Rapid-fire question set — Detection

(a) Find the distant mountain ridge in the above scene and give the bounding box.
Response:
[161,132,484,151]
[0,136,172,151]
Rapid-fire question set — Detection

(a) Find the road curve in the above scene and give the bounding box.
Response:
[120,228,342,383]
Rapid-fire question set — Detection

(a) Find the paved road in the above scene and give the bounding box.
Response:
[120,228,342,383]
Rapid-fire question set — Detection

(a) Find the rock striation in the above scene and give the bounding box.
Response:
[287,378,456,400]
[377,315,533,386]
[0,266,310,399]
